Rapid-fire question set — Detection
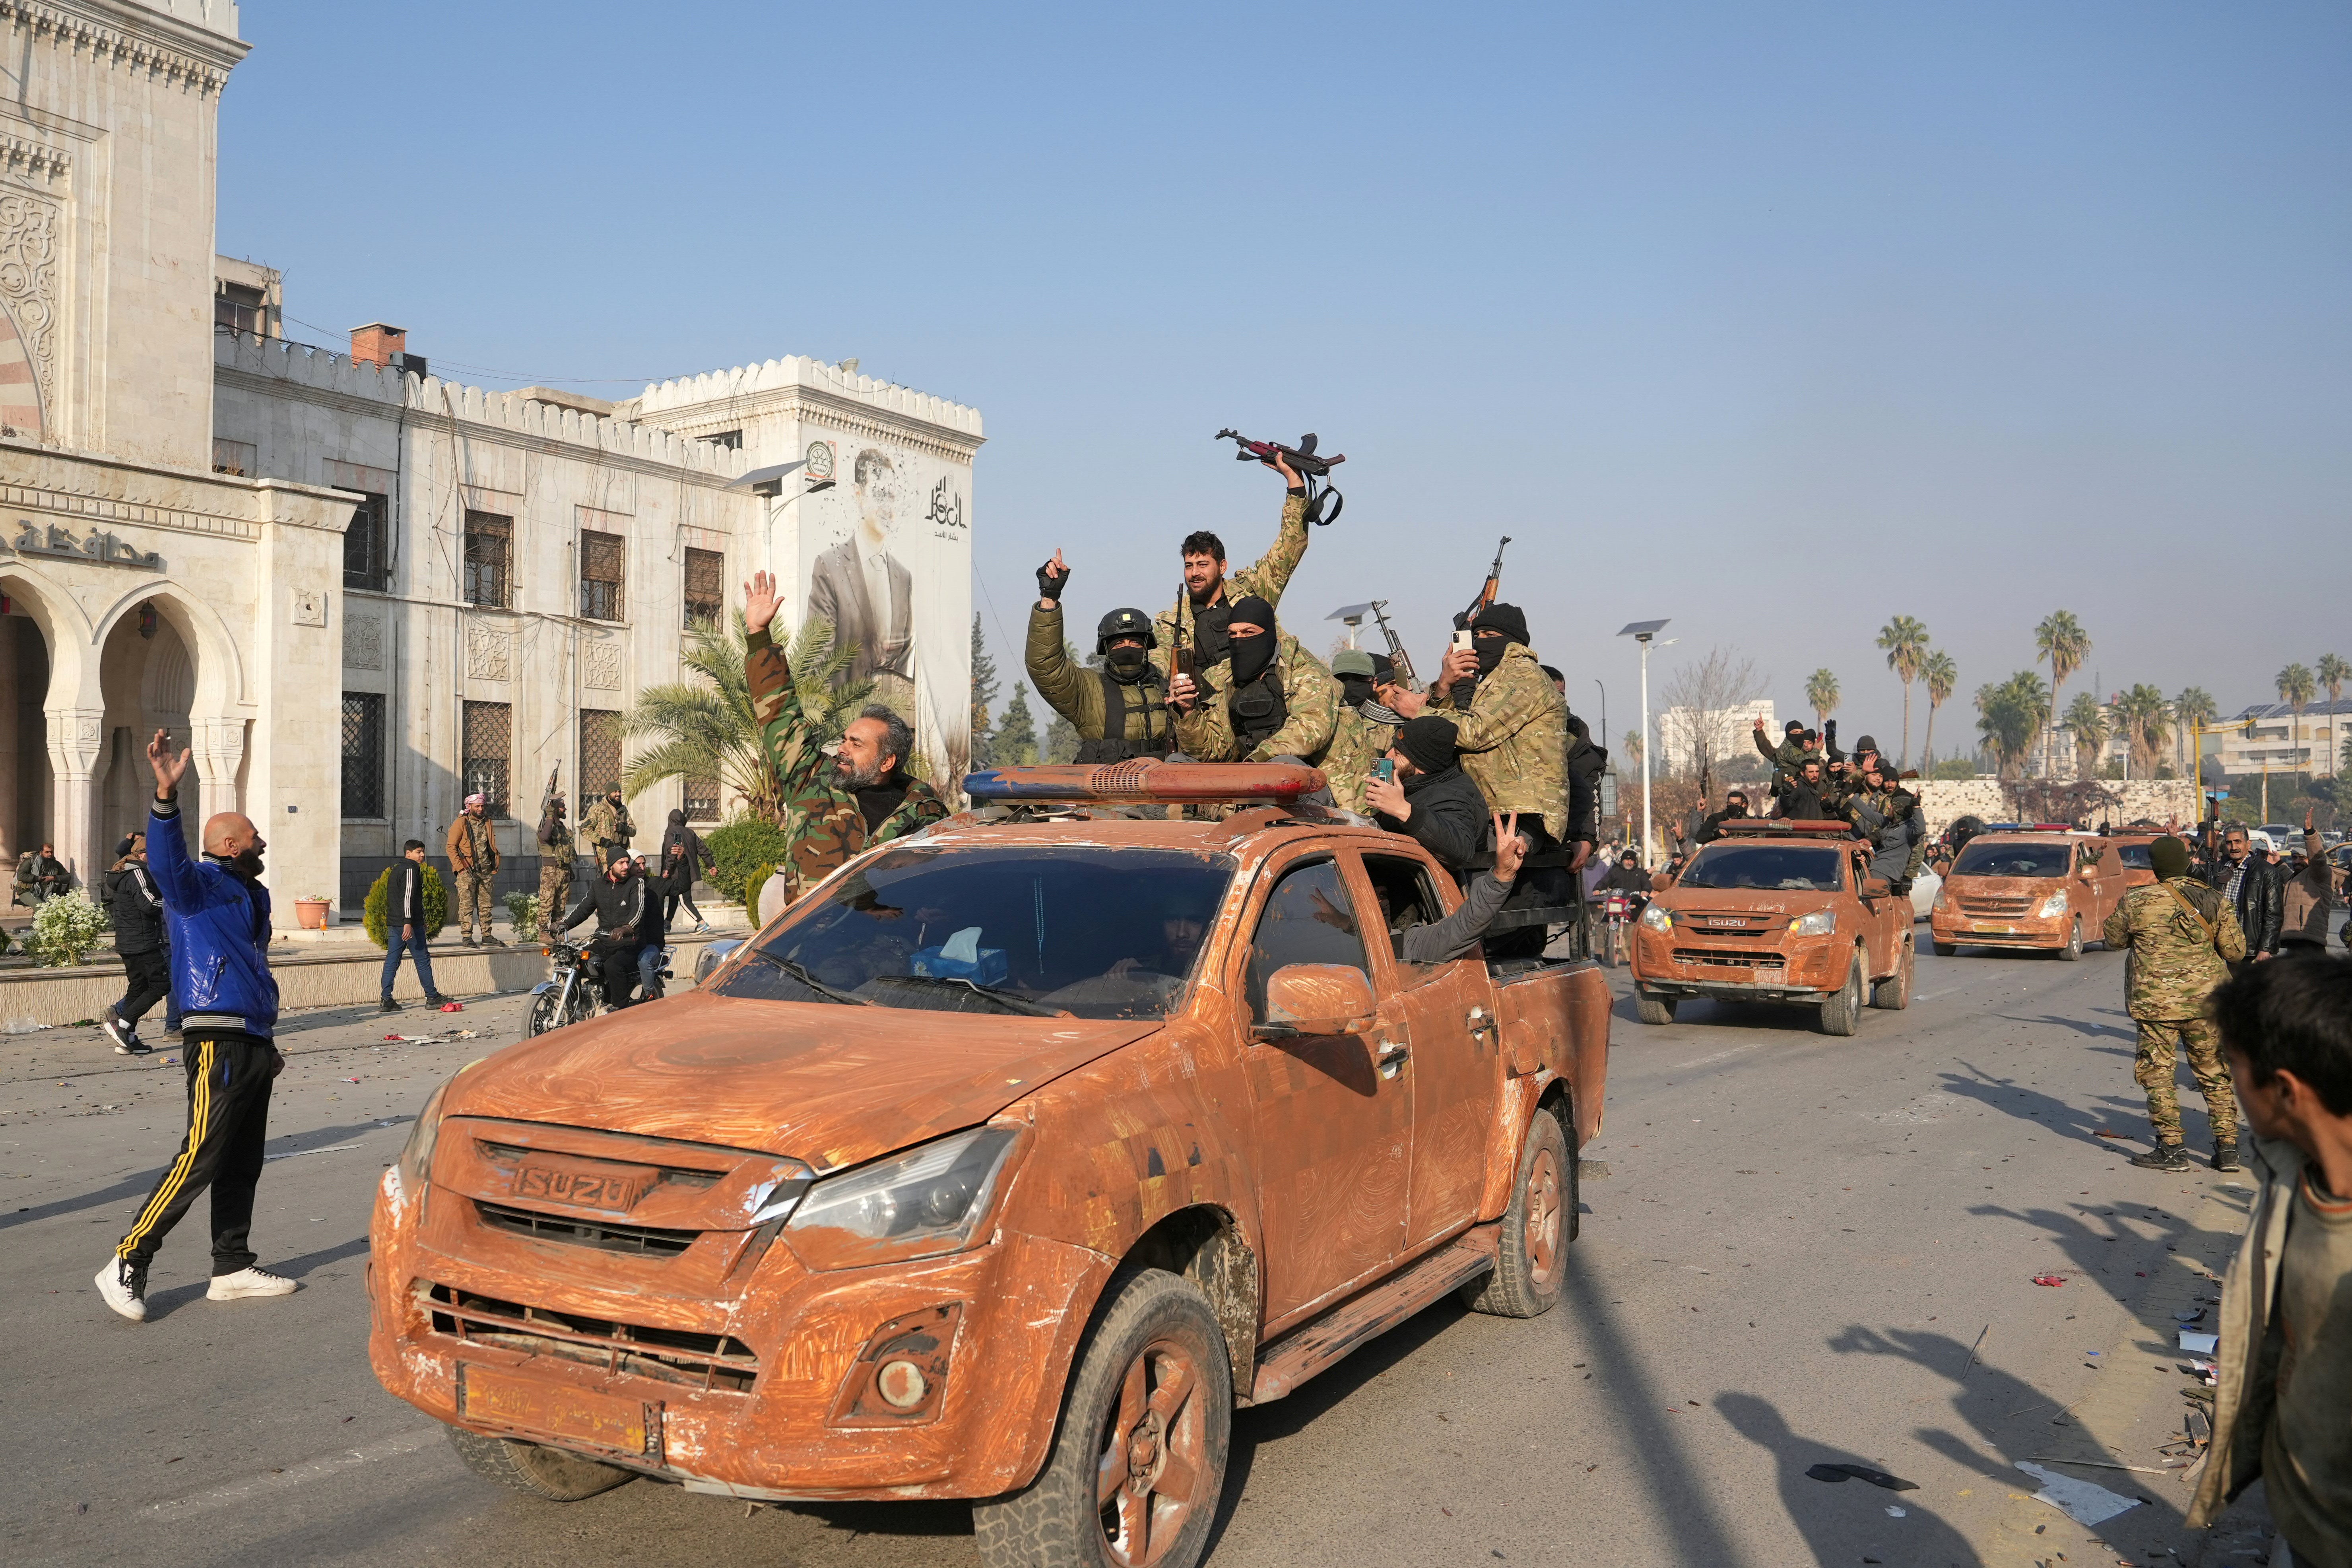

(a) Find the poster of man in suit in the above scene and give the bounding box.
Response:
[807,447,915,713]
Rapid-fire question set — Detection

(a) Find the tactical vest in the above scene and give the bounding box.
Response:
[1231,668,1289,751]
[1074,669,1173,765]
[1191,601,1234,667]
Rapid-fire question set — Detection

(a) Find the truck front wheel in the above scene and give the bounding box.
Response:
[1461,1109,1572,1319]
[1635,991,1676,1025]
[1817,958,1863,1036]
[974,1270,1232,1568]
[444,1426,636,1500]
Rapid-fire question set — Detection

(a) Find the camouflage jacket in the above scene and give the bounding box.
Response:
[1444,642,1568,830]
[579,798,632,849]
[747,625,949,902]
[1322,704,1397,816]
[1753,730,1811,792]
[1171,630,1340,765]
[1025,603,1171,749]
[1844,785,1925,879]
[1153,491,1311,663]
[2102,876,2247,1021]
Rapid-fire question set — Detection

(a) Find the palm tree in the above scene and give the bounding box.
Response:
[2063,691,2108,778]
[2117,684,2171,777]
[2173,686,2216,778]
[1976,671,2050,781]
[2034,611,2091,778]
[2316,653,2350,778]
[1805,668,1840,732]
[621,611,870,824]
[2278,662,2316,770]
[1919,649,1957,771]
[1876,616,1929,767]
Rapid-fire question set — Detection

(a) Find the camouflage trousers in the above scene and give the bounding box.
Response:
[537,865,573,940]
[454,869,497,942]
[2133,1017,2238,1145]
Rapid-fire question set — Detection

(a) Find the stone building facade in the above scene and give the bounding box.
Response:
[0,0,980,921]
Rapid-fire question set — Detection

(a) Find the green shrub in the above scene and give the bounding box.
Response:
[504,891,542,942]
[363,863,448,949]
[704,817,790,906]
[29,890,109,967]
[741,862,778,921]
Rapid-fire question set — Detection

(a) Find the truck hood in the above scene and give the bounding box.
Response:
[444,989,1160,1170]
[1655,889,1831,921]
[1944,874,2070,901]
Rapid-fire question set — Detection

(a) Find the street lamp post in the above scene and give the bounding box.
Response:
[1618,620,1672,867]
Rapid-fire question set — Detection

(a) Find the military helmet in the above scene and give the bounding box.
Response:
[1096,607,1157,655]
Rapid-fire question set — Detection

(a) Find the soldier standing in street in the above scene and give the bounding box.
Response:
[2103,834,2247,1172]
[1026,552,1173,763]
[580,786,634,874]
[743,570,948,912]
[537,792,574,938]
[1156,453,1314,670]
[444,793,502,947]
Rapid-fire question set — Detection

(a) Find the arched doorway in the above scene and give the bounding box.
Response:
[99,603,196,850]
[0,601,53,865]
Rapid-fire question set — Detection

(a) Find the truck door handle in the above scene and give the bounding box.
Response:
[1377,1042,1410,1079]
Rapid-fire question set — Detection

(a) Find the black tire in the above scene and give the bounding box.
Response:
[525,988,563,1038]
[1817,957,1863,1036]
[1601,923,1620,968]
[1869,931,1914,1010]
[973,1271,1232,1568]
[1931,940,1958,957]
[1635,991,1676,1025]
[1461,1109,1571,1318]
[444,1426,636,1500]
[2057,919,2082,962]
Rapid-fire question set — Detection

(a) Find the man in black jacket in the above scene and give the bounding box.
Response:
[1776,759,1835,822]
[562,852,650,1010]
[380,840,457,1013]
[2197,822,2286,964]
[1361,716,1488,879]
[1694,789,1753,844]
[100,834,179,1054]
[658,808,715,934]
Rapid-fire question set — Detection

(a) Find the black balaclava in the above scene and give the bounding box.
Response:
[1470,602,1529,676]
[1106,643,1151,680]
[1397,716,1459,776]
[1227,596,1277,686]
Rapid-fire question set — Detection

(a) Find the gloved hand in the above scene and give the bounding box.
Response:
[1823,718,1837,745]
[1036,551,1067,602]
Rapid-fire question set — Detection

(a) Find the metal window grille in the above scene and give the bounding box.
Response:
[210,437,256,477]
[341,692,384,818]
[683,774,721,822]
[580,710,623,800]
[464,511,512,607]
[683,547,724,629]
[580,530,626,621]
[344,492,388,591]
[462,701,513,817]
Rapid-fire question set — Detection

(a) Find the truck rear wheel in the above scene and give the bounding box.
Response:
[1931,940,1958,957]
[444,1426,637,1500]
[1817,958,1863,1036]
[1869,932,1914,1010]
[973,1270,1231,1568]
[1461,1109,1571,1319]
[1635,991,1676,1025]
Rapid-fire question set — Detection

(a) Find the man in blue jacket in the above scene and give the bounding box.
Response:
[96,729,298,1322]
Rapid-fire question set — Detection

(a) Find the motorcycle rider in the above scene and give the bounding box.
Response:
[559,851,649,1011]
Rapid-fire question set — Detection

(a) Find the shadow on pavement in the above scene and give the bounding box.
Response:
[143,1234,372,1319]
[0,1119,410,1232]
[1937,1060,2180,1152]
[1968,1192,2240,1322]
[1717,1390,1983,1566]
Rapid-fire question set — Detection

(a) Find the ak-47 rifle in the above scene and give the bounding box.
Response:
[1214,428,1346,526]
[540,763,561,818]
[1168,580,1196,693]
[1368,600,1422,694]
[1450,536,1512,710]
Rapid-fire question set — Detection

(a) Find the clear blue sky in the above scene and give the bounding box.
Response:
[221,1,2349,755]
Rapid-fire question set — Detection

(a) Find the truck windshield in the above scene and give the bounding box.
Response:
[1677,844,1844,893]
[2115,843,2153,870]
[709,845,1236,1019]
[1950,840,2071,877]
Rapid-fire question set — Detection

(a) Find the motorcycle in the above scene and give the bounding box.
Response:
[1598,892,1631,968]
[526,936,675,1037]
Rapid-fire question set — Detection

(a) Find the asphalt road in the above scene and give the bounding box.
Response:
[2,931,2308,1568]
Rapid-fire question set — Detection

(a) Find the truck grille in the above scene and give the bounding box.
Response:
[1671,948,1787,970]
[475,1199,698,1258]
[1959,895,2034,917]
[423,1281,759,1393]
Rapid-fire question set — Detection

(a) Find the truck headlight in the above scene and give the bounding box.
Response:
[1792,909,1837,936]
[396,1074,457,1195]
[784,1125,1023,1271]
[2037,893,2069,918]
[1931,887,1948,913]
[1640,904,1673,932]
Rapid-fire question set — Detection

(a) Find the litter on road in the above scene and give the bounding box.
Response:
[2016,1462,2143,1527]
[2178,1330,2219,1356]
[2033,1275,2067,1287]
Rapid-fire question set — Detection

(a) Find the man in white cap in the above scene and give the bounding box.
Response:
[444,791,503,946]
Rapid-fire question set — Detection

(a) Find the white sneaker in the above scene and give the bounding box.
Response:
[96,1256,148,1322]
[207,1266,298,1301]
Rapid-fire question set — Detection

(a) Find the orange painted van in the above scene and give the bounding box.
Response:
[1927,829,2131,959]
[368,764,1606,1568]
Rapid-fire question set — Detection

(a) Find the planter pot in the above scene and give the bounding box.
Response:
[294,898,331,930]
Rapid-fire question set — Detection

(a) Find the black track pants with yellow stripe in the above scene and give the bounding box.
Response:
[116,1032,276,1275]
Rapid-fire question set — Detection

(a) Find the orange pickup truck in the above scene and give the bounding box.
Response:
[368,763,1607,1568]
[1628,819,1915,1034]
[1927,829,2133,959]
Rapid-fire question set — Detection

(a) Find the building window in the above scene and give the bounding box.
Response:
[683,773,721,822]
[699,429,743,451]
[341,693,384,819]
[463,510,512,607]
[683,546,724,629]
[580,710,624,800]
[462,701,512,817]
[211,437,256,477]
[215,282,265,335]
[344,492,389,592]
[580,529,626,621]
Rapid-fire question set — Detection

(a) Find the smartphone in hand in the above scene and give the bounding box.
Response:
[1373,759,1394,783]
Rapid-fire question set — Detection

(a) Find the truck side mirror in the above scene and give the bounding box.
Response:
[1258,964,1377,1038]
[1862,877,1892,898]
